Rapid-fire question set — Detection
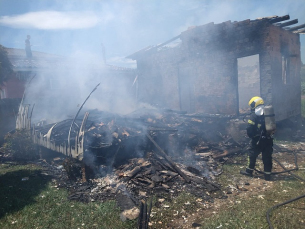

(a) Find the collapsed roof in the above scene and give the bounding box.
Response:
[127,15,305,60]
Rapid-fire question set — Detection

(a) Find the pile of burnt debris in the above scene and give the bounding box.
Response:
[34,108,246,165]
[34,108,248,212]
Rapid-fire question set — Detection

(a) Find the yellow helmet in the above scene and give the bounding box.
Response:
[248,96,264,109]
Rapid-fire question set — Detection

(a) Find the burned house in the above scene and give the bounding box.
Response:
[13,15,305,162]
[128,15,305,121]
[13,17,305,210]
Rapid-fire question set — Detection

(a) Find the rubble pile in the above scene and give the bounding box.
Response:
[34,108,242,163]
[42,153,222,211]
[33,109,248,211]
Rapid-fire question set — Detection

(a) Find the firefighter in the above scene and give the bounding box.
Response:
[240,96,273,181]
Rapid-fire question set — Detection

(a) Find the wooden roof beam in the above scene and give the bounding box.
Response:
[154,35,181,50]
[287,23,305,31]
[269,15,290,24]
[293,28,305,34]
[275,19,298,27]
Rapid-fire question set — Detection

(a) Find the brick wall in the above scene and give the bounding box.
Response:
[134,19,301,120]
[265,26,301,121]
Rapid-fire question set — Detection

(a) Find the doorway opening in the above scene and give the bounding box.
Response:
[237,54,260,114]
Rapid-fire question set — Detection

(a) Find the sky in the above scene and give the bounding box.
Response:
[0,0,305,68]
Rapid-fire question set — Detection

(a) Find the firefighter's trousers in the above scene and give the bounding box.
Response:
[248,137,273,173]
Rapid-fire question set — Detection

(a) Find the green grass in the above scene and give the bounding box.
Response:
[0,163,137,229]
[148,153,305,229]
[1,152,304,229]
[148,191,201,228]
[200,158,305,229]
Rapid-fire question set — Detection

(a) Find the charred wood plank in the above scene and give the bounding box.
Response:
[151,174,162,183]
[125,166,142,179]
[119,163,134,172]
[147,181,155,189]
[159,170,178,176]
[213,148,241,159]
[154,160,169,171]
[188,176,221,190]
[286,23,305,31]
[138,200,148,229]
[275,19,298,27]
[187,166,201,176]
[130,179,141,186]
[145,198,152,229]
[269,15,290,24]
[139,160,151,169]
[137,177,153,185]
[188,176,208,185]
[164,174,178,183]
[146,133,190,183]
[134,173,143,179]
[138,201,144,229]
[131,179,148,188]
[148,35,181,53]
[153,156,175,171]
[196,146,210,152]
[195,152,212,157]
[142,201,147,229]
[293,28,305,34]
[143,168,153,176]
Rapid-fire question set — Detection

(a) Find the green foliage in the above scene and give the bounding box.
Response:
[1,129,38,161]
[0,44,13,84]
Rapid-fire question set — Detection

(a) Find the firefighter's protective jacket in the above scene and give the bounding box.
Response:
[246,112,269,144]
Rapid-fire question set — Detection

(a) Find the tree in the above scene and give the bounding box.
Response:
[0,45,13,85]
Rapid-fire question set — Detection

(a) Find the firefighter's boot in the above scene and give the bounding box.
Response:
[240,168,253,177]
[264,172,271,181]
